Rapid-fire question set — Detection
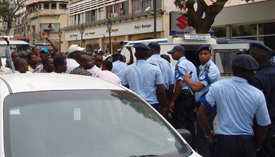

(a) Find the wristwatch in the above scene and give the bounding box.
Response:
[205,130,214,138]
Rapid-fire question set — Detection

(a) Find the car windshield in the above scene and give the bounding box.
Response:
[4,90,191,157]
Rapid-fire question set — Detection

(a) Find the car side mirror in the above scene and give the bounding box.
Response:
[177,129,192,144]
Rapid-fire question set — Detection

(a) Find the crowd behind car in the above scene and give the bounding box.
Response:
[1,32,275,157]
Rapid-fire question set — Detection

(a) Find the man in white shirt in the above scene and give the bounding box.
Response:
[87,55,101,76]
[65,45,84,74]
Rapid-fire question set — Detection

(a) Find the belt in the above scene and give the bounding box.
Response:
[216,135,253,139]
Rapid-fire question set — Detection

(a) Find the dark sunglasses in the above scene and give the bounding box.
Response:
[95,59,103,62]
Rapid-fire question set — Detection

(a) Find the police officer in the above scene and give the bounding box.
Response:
[184,45,220,157]
[147,42,174,101]
[197,54,271,157]
[112,52,127,80]
[248,43,275,157]
[167,45,198,149]
[121,43,166,114]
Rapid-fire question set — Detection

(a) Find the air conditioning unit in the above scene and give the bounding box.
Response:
[113,13,117,17]
[108,13,113,18]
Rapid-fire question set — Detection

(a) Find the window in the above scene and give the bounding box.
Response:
[41,23,59,30]
[51,3,56,9]
[99,8,104,20]
[142,0,151,10]
[106,5,113,18]
[85,10,97,23]
[44,3,49,9]
[213,27,226,38]
[232,24,257,37]
[132,0,141,13]
[258,22,275,35]
[156,0,162,10]
[59,4,67,9]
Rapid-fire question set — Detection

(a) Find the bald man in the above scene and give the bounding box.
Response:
[70,54,93,76]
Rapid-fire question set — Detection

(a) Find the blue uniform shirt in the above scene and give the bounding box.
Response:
[195,60,220,102]
[112,60,127,80]
[121,60,163,105]
[147,54,174,89]
[200,77,271,135]
[175,56,198,90]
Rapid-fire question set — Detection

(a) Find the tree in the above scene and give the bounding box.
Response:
[0,0,25,35]
[174,0,230,34]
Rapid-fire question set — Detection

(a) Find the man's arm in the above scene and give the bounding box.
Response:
[127,47,133,65]
[254,125,268,152]
[156,84,166,116]
[168,80,183,112]
[184,73,205,92]
[3,37,15,73]
[197,105,215,143]
[42,32,58,52]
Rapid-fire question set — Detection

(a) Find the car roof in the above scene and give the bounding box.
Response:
[0,73,125,94]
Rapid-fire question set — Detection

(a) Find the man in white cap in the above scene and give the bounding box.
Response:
[66,44,84,74]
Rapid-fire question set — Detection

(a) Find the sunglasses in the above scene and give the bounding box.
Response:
[95,59,103,62]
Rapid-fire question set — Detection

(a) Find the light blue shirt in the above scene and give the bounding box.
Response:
[201,77,271,135]
[175,56,198,90]
[112,60,127,80]
[195,60,220,101]
[121,60,163,105]
[147,54,174,89]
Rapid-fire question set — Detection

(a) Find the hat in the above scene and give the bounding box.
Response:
[195,45,211,55]
[19,52,28,58]
[68,44,85,54]
[168,45,186,54]
[112,53,123,57]
[40,48,49,53]
[231,54,259,71]
[160,54,170,62]
[148,42,160,50]
[133,43,151,52]
[249,43,273,56]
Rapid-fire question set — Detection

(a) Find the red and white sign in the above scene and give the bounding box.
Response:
[170,11,192,35]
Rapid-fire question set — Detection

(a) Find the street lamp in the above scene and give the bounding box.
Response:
[58,29,62,51]
[80,24,85,47]
[106,19,112,54]
[37,8,44,43]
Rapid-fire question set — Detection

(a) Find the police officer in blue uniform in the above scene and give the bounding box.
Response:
[197,54,271,157]
[184,45,220,157]
[121,43,167,115]
[248,43,275,157]
[167,45,198,149]
[112,52,127,80]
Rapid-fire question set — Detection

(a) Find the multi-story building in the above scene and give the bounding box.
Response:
[64,0,179,53]
[10,7,27,40]
[26,0,69,50]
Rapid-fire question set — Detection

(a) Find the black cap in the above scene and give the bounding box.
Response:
[168,45,186,54]
[160,54,170,62]
[195,45,211,55]
[148,42,160,50]
[112,53,122,57]
[133,43,151,52]
[249,43,274,56]
[19,52,28,58]
[231,54,259,71]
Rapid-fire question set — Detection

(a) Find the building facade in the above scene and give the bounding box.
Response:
[63,0,179,53]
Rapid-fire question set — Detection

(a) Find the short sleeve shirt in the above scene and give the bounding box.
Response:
[70,66,93,76]
[66,58,79,74]
[112,60,127,80]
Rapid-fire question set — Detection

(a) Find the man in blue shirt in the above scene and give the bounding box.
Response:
[121,43,166,115]
[197,54,271,157]
[112,53,127,80]
[249,43,275,157]
[167,45,198,149]
[184,45,220,157]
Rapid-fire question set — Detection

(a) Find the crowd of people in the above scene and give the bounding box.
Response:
[1,33,275,157]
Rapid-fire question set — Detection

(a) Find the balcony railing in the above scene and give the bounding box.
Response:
[28,9,68,19]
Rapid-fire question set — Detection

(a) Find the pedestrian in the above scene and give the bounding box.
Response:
[65,44,84,74]
[3,37,15,73]
[54,57,67,73]
[51,51,61,58]
[95,60,121,84]
[0,57,12,74]
[248,43,275,157]
[112,52,127,80]
[95,53,103,68]
[197,54,271,157]
[27,53,37,72]
[32,46,40,57]
[40,48,50,59]
[121,43,166,114]
[87,55,101,76]
[184,45,220,157]
[14,58,29,74]
[11,51,19,62]
[70,54,93,76]
[167,45,198,150]
[39,57,55,73]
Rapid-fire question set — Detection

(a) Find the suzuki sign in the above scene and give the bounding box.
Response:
[170,11,192,36]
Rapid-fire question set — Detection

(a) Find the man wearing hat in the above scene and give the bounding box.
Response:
[197,54,270,157]
[167,45,198,149]
[40,48,50,59]
[65,44,84,74]
[147,42,174,102]
[112,52,127,80]
[121,43,166,114]
[248,43,275,157]
[184,45,220,157]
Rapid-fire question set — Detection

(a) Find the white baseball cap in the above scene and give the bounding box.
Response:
[68,44,85,54]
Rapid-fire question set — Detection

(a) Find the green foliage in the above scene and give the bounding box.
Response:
[0,0,12,18]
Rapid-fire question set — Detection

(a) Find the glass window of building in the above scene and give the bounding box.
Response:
[142,0,151,10]
[99,8,104,20]
[258,22,275,35]
[41,23,59,30]
[44,3,49,9]
[156,0,162,10]
[213,27,226,38]
[51,3,56,9]
[132,0,141,13]
[86,10,97,23]
[106,5,113,18]
[60,4,67,9]
[231,24,257,37]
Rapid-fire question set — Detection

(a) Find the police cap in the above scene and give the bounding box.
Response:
[167,45,186,54]
[148,42,160,50]
[133,43,151,52]
[195,45,211,55]
[231,54,259,71]
[249,43,274,56]
[112,53,122,57]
